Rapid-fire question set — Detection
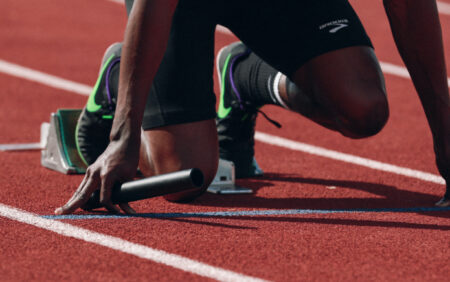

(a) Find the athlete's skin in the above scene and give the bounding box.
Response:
[55,0,449,215]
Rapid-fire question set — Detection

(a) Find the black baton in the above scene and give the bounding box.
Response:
[82,168,204,210]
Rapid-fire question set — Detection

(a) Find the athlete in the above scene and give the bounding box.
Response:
[55,0,449,215]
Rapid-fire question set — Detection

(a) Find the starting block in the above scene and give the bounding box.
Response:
[41,109,87,174]
[40,109,252,194]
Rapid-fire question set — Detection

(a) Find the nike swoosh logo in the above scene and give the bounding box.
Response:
[86,55,116,112]
[217,53,233,119]
[329,23,348,33]
[86,89,101,112]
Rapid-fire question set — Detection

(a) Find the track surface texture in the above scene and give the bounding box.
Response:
[0,0,449,281]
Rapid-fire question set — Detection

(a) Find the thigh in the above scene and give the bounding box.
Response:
[142,0,218,130]
[292,45,387,120]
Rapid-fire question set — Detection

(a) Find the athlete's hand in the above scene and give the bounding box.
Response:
[54,139,140,215]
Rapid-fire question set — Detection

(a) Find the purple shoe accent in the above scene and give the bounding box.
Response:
[228,49,250,110]
[105,57,121,110]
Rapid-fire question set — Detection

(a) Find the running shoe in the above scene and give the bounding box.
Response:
[76,43,122,165]
[216,42,264,178]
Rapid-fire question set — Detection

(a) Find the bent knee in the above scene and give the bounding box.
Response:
[341,93,389,139]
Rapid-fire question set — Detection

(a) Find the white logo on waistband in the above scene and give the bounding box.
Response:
[319,19,349,33]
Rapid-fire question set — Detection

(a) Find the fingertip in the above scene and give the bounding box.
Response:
[104,203,121,214]
[119,203,136,214]
[54,207,63,215]
[435,197,450,207]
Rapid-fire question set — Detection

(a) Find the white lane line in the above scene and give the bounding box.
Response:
[437,1,450,16]
[255,132,445,185]
[379,61,411,80]
[108,0,123,4]
[0,60,91,96]
[0,58,444,185]
[0,203,267,282]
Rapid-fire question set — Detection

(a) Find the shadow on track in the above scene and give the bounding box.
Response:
[193,172,449,220]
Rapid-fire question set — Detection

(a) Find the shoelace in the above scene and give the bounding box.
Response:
[232,100,281,129]
[257,109,282,128]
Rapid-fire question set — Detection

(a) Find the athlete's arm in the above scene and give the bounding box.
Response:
[383,0,450,205]
[55,0,178,215]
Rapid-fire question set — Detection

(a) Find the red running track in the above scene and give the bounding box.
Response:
[0,0,449,281]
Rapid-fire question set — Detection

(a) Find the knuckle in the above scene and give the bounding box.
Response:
[86,167,100,178]
[100,170,110,179]
[100,166,114,180]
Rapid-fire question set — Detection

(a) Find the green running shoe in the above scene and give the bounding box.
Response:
[76,43,122,165]
[216,42,264,178]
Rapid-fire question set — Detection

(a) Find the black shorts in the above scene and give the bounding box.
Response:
[142,0,373,130]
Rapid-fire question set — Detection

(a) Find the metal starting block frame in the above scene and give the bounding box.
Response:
[40,109,252,194]
[207,159,252,194]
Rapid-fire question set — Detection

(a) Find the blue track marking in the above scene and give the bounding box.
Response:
[42,206,450,220]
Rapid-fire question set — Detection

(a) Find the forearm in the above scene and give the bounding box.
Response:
[111,0,177,142]
[383,0,449,138]
[384,0,450,195]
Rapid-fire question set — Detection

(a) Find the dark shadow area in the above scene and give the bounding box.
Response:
[192,172,449,219]
[209,216,450,231]
[155,217,257,230]
[139,211,450,231]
